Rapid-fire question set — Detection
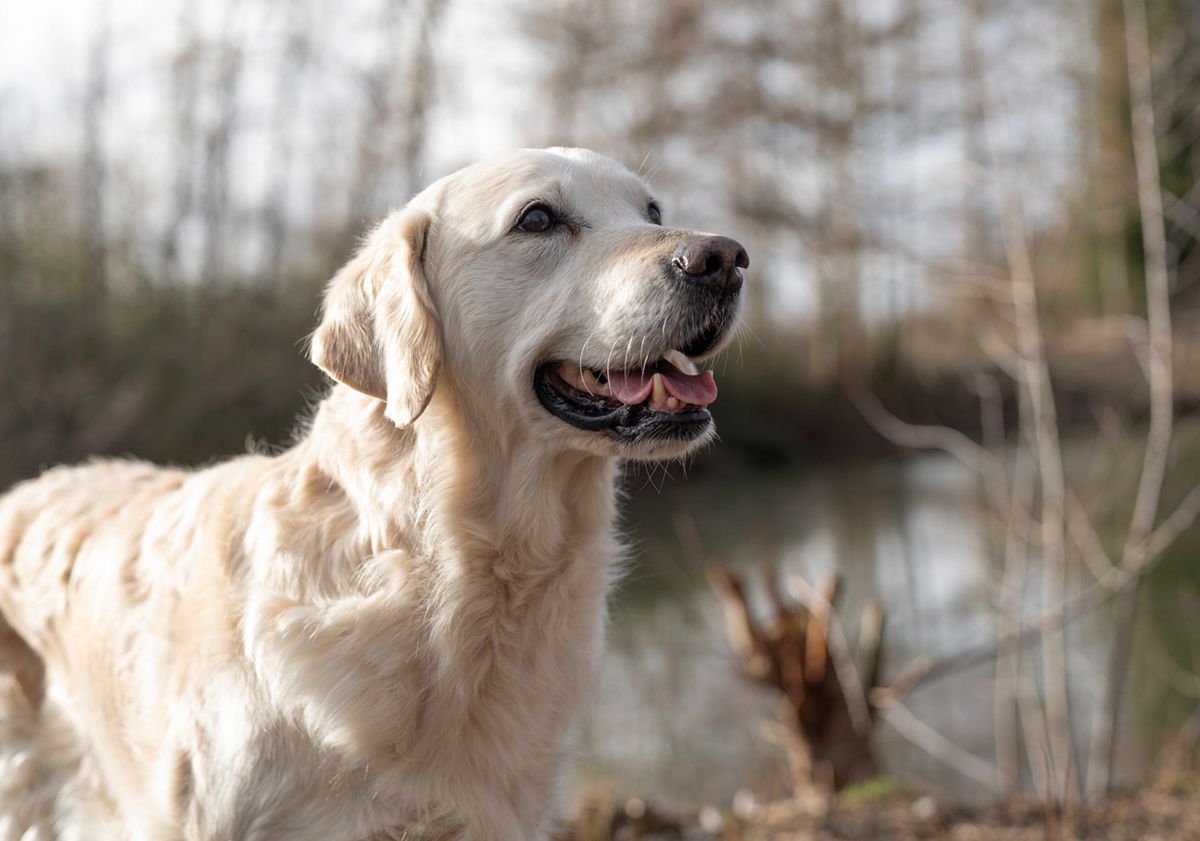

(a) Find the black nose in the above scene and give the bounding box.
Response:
[671,236,749,289]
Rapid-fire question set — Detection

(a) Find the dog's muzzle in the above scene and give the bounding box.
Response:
[535,234,748,447]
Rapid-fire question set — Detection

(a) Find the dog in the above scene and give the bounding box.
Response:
[0,147,747,840]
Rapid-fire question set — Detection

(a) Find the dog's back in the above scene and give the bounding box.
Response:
[0,460,238,836]
[0,462,178,834]
[0,461,191,661]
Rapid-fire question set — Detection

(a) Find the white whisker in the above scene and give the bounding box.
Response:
[579,330,597,395]
[637,149,655,177]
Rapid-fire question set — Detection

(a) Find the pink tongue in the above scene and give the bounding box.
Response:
[606,366,718,408]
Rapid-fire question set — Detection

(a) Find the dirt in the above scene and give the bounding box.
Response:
[562,770,1200,841]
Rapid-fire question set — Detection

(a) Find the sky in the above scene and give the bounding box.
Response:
[0,0,519,172]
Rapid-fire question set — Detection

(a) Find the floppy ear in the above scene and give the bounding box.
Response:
[310,207,442,427]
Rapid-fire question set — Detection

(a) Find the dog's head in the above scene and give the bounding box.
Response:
[311,148,747,462]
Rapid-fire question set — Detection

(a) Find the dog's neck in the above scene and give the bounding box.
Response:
[301,384,619,585]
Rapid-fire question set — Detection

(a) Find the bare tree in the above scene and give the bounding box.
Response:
[199,1,246,285]
[80,0,111,303]
[161,2,201,282]
[261,0,315,288]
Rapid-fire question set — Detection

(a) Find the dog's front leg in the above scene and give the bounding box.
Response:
[247,591,561,841]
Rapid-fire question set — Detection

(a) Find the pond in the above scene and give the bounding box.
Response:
[574,444,1200,806]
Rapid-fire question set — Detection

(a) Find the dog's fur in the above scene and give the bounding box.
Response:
[0,148,742,840]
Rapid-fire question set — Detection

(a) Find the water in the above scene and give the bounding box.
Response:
[574,450,1200,806]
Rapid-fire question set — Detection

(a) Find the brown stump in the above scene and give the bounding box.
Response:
[708,565,884,802]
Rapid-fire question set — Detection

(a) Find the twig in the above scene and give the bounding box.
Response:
[995,419,1036,795]
[843,373,1032,533]
[1163,188,1200,241]
[1017,678,1052,798]
[1143,484,1200,562]
[1066,490,1119,585]
[844,373,989,471]
[1001,185,1078,799]
[873,556,1171,699]
[875,701,999,791]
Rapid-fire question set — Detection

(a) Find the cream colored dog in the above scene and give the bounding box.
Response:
[0,148,747,840]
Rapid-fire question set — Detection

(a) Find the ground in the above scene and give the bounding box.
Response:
[562,768,1200,841]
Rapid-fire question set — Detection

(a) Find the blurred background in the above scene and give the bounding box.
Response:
[3,0,1200,833]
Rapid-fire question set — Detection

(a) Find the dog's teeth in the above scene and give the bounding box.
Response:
[651,373,667,408]
[558,364,591,393]
[589,371,612,395]
[662,349,699,376]
[580,368,599,392]
[666,396,678,410]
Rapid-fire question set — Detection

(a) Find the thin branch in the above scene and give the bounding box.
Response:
[874,552,1174,700]
[1119,0,1176,587]
[844,374,989,470]
[1142,484,1200,562]
[978,326,1023,381]
[1163,188,1200,241]
[995,390,1038,795]
[1067,490,1119,585]
[875,701,999,791]
[844,372,1035,536]
[1001,186,1078,799]
[1091,0,1178,796]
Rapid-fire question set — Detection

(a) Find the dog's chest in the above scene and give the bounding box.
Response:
[403,545,611,768]
[195,543,613,839]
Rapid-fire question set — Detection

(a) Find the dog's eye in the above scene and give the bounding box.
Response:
[515,204,557,233]
[647,203,662,225]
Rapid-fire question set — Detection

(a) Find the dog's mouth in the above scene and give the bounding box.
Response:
[535,349,716,444]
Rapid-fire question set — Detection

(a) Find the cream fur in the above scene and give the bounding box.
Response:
[0,148,741,840]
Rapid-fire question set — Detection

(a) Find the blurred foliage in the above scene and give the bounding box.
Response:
[0,194,335,487]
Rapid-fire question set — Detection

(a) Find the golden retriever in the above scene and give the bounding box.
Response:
[0,148,747,840]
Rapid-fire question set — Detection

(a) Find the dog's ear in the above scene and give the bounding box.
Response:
[310,207,442,427]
